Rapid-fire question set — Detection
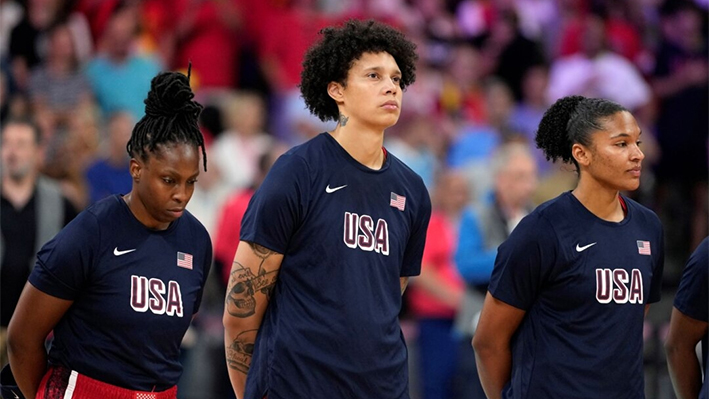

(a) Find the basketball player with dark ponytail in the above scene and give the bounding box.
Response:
[6,70,212,399]
[472,96,664,398]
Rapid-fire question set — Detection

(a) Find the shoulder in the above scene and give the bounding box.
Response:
[685,237,709,276]
[180,209,211,239]
[624,196,662,229]
[386,151,428,192]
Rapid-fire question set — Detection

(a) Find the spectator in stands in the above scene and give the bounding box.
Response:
[453,142,537,399]
[407,169,467,399]
[28,22,92,136]
[651,0,708,274]
[84,111,133,204]
[546,12,651,112]
[0,118,77,366]
[86,2,162,120]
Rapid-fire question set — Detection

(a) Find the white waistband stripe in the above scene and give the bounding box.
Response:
[62,370,78,399]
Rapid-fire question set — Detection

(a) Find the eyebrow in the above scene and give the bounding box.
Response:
[363,66,402,75]
[609,130,642,139]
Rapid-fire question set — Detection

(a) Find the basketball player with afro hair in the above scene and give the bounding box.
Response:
[223,19,431,399]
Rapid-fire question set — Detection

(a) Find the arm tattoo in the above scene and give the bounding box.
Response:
[248,242,275,274]
[339,113,349,126]
[226,261,278,317]
[226,329,258,374]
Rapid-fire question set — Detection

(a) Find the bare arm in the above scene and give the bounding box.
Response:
[8,283,73,399]
[223,241,283,399]
[665,307,708,399]
[400,277,409,295]
[472,292,526,399]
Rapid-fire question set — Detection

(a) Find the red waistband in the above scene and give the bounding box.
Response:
[36,366,177,399]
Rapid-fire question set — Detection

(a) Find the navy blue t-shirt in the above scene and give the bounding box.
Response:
[29,195,212,391]
[673,237,708,399]
[489,192,664,399]
[240,133,431,399]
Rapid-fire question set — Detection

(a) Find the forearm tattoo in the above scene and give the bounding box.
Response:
[225,243,278,318]
[249,242,274,272]
[226,329,258,374]
[339,113,349,126]
[226,261,278,317]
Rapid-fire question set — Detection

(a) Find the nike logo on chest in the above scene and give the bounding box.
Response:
[326,184,347,193]
[114,247,137,256]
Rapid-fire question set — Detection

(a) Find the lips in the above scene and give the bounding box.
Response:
[381,101,398,109]
[168,208,184,217]
[628,167,641,177]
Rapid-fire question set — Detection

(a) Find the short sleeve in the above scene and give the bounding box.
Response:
[400,185,432,277]
[648,222,665,304]
[193,239,213,314]
[240,153,311,254]
[673,238,708,322]
[488,213,558,310]
[28,210,99,300]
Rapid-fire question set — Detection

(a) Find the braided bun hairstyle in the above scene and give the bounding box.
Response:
[127,69,207,171]
[535,95,627,170]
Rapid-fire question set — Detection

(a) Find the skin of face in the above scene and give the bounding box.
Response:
[129,142,200,230]
[496,153,538,209]
[1,123,40,181]
[577,111,645,193]
[338,51,403,131]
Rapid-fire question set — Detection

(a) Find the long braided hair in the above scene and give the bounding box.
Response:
[126,68,207,171]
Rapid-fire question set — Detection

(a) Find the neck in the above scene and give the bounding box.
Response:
[2,174,37,209]
[572,177,623,222]
[123,192,170,230]
[329,121,386,170]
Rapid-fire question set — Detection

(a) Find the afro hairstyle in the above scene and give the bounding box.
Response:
[299,19,418,122]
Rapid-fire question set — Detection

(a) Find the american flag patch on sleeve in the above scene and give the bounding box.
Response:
[390,192,406,211]
[636,240,651,255]
[177,252,193,269]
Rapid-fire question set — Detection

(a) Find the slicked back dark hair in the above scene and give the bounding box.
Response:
[126,69,207,171]
[299,19,418,122]
[535,95,628,171]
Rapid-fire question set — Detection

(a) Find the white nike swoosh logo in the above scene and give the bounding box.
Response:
[114,247,137,256]
[576,242,597,252]
[325,184,347,193]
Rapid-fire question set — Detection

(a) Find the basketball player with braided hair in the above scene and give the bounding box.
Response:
[472,96,664,398]
[6,70,211,399]
[223,19,430,399]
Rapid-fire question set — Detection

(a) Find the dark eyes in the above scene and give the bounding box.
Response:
[367,73,402,84]
[162,178,197,185]
[615,141,642,147]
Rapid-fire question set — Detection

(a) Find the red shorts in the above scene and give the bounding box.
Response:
[36,367,177,399]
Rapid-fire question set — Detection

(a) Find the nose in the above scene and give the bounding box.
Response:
[631,143,645,162]
[172,183,190,204]
[384,76,398,94]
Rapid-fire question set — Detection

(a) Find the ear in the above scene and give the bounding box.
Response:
[327,81,344,104]
[571,143,591,167]
[129,158,142,183]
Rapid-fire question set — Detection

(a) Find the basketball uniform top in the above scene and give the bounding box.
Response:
[489,191,664,399]
[29,195,212,391]
[241,133,431,399]
[673,237,708,399]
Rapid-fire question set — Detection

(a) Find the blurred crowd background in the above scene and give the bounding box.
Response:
[0,0,707,398]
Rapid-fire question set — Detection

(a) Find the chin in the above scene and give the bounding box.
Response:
[622,181,641,192]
